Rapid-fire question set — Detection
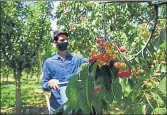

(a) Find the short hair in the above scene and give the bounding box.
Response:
[52,30,68,42]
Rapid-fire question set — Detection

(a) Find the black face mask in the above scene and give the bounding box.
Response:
[57,42,68,51]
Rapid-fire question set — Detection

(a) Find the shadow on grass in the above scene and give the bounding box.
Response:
[1,80,49,114]
[1,105,48,114]
[1,81,15,85]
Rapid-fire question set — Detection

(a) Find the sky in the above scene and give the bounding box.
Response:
[50,1,60,31]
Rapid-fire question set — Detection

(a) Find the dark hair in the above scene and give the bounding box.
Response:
[52,30,68,42]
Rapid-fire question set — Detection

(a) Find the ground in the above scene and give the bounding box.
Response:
[1,77,49,114]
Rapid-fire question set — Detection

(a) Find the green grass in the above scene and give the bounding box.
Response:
[1,78,47,114]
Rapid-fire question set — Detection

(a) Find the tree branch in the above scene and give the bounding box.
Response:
[128,4,158,61]
[155,2,167,6]
[108,38,138,78]
[99,1,149,4]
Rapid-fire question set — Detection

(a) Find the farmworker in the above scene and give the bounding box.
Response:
[41,30,88,114]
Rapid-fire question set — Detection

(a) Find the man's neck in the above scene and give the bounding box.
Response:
[58,50,67,59]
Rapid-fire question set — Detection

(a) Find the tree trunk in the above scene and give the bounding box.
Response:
[14,69,22,114]
[37,49,43,80]
[1,71,4,81]
[30,69,34,79]
[37,71,40,83]
[6,70,9,82]
[26,72,28,83]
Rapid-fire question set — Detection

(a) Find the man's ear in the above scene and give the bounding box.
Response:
[54,40,57,44]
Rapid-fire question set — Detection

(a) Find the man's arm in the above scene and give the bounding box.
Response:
[41,60,60,91]
[78,55,89,66]
[41,60,51,91]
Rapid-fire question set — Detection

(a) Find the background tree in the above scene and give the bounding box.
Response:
[0,1,53,114]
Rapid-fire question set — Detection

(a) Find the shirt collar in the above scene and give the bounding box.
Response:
[54,52,70,60]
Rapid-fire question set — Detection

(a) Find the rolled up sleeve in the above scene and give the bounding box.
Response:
[41,60,51,91]
[78,55,89,66]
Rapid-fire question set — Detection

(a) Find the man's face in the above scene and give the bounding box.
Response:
[54,34,68,51]
[56,34,68,43]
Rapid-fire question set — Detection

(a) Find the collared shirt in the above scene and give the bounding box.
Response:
[41,52,88,112]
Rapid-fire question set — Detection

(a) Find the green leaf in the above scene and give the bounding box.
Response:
[69,63,94,113]
[124,84,131,97]
[132,89,140,101]
[134,105,144,114]
[93,87,105,114]
[153,38,161,51]
[89,62,97,75]
[142,105,146,114]
[120,79,132,98]
[159,42,166,49]
[151,92,165,106]
[63,104,73,114]
[113,79,123,102]
[158,77,166,96]
[66,75,79,110]
[87,62,97,107]
[105,91,114,104]
[78,63,89,72]
[97,65,112,92]
[135,57,140,63]
[160,30,167,42]
[78,82,91,114]
[101,99,108,111]
[55,12,62,18]
[79,64,89,81]
[109,60,118,80]
[119,79,126,93]
[160,65,166,73]
[53,102,67,114]
[152,108,167,114]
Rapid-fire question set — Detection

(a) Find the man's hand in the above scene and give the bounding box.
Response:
[48,79,60,90]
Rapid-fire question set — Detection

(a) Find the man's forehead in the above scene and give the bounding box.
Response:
[58,34,68,40]
[58,34,67,37]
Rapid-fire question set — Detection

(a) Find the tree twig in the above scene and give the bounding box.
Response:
[128,4,159,61]
[108,38,138,78]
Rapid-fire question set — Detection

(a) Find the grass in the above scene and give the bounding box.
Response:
[1,76,49,114]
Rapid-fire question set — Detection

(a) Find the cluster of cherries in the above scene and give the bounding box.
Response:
[89,38,132,78]
[117,70,131,78]
[89,39,117,67]
[113,62,131,78]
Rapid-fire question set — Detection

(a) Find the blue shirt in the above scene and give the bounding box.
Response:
[41,52,88,112]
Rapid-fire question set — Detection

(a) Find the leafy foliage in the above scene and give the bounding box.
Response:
[54,1,166,114]
[158,77,166,97]
[1,1,166,114]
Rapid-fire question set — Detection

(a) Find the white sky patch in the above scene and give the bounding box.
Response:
[50,1,60,31]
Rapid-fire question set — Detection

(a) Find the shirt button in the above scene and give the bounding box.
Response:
[61,73,65,76]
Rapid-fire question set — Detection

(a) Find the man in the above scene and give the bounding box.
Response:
[41,30,88,114]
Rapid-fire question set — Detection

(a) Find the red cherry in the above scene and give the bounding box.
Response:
[94,86,101,93]
[89,58,95,63]
[102,55,109,61]
[96,39,101,44]
[118,71,123,77]
[118,70,131,78]
[121,71,127,77]
[119,46,127,52]
[99,42,104,47]
[96,52,103,58]
[126,70,131,76]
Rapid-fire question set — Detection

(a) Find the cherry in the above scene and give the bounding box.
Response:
[96,39,101,44]
[119,46,127,52]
